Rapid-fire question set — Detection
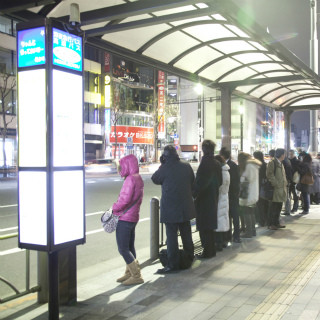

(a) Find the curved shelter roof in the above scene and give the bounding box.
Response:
[5,0,320,111]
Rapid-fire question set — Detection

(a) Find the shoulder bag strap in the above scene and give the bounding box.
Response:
[119,197,140,217]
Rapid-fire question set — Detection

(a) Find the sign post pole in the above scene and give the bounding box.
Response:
[16,18,85,317]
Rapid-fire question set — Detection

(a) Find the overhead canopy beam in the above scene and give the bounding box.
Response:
[281,104,320,111]
[0,0,55,14]
[84,7,217,37]
[233,89,280,110]
[228,75,307,89]
[58,0,215,26]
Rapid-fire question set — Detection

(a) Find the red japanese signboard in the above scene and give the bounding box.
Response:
[110,126,154,145]
[158,70,165,139]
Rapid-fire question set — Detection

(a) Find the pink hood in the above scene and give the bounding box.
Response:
[112,155,144,222]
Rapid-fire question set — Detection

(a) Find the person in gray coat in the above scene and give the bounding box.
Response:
[152,145,195,273]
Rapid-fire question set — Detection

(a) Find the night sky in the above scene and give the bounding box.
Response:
[234,0,314,145]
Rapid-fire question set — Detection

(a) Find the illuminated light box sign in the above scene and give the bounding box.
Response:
[53,69,83,166]
[17,27,46,68]
[110,125,154,145]
[52,28,82,71]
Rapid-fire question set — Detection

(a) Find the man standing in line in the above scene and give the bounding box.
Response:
[219,147,241,243]
[151,145,195,273]
[266,148,287,230]
[193,140,222,258]
[288,150,300,213]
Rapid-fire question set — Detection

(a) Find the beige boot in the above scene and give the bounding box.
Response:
[116,265,130,283]
[122,260,144,285]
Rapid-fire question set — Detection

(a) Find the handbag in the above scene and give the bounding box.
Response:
[239,179,249,199]
[300,170,314,185]
[292,171,300,184]
[101,198,139,233]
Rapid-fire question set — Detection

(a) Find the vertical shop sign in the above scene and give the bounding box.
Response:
[104,52,110,73]
[158,71,165,139]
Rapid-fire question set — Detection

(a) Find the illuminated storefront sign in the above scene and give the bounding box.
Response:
[17,27,46,68]
[110,126,154,145]
[158,71,165,139]
[52,27,82,71]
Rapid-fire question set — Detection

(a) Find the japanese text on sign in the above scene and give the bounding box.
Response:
[110,126,154,145]
[52,28,82,71]
[18,27,46,68]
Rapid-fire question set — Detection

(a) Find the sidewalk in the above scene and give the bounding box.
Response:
[1,206,320,320]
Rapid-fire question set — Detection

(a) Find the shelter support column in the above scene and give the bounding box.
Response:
[220,86,232,151]
[284,109,293,153]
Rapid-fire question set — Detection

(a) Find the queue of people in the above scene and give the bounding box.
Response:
[109,143,319,284]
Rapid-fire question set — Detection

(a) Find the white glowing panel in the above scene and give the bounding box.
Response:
[221,67,257,82]
[143,31,200,63]
[52,70,83,167]
[19,171,47,245]
[18,69,46,167]
[54,170,84,245]
[174,46,222,73]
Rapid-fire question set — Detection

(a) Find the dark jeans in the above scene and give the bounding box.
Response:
[301,192,310,212]
[165,221,194,270]
[289,183,299,210]
[228,197,240,240]
[270,202,283,226]
[256,197,269,227]
[116,220,137,264]
[199,228,216,257]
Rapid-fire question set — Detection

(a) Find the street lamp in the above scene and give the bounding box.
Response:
[239,105,244,151]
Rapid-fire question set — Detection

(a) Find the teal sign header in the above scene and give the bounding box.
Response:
[52,28,82,71]
[17,27,46,68]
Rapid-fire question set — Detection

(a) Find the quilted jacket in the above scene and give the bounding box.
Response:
[112,155,144,222]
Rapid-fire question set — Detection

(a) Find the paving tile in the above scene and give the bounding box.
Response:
[213,306,237,319]
[157,301,209,320]
[298,310,319,320]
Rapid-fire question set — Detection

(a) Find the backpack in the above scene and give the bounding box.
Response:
[159,249,193,270]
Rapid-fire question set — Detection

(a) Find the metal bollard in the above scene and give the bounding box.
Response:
[150,197,160,260]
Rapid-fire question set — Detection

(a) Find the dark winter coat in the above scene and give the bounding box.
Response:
[298,162,312,193]
[283,157,293,183]
[290,156,300,175]
[258,161,267,191]
[193,154,222,231]
[151,156,196,223]
[227,158,240,200]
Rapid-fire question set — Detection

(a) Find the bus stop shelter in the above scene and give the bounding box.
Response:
[3,0,320,151]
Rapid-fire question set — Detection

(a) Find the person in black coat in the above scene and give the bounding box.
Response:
[193,140,222,258]
[297,153,313,214]
[220,147,241,243]
[152,145,195,273]
[253,151,270,226]
[288,150,300,212]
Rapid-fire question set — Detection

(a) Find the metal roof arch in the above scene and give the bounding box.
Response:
[282,94,320,107]
[136,20,227,54]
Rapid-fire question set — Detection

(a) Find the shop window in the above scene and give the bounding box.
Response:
[0,16,14,35]
[0,48,14,74]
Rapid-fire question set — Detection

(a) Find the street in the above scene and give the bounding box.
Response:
[0,172,162,300]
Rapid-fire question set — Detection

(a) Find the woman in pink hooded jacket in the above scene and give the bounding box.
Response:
[112,154,144,285]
